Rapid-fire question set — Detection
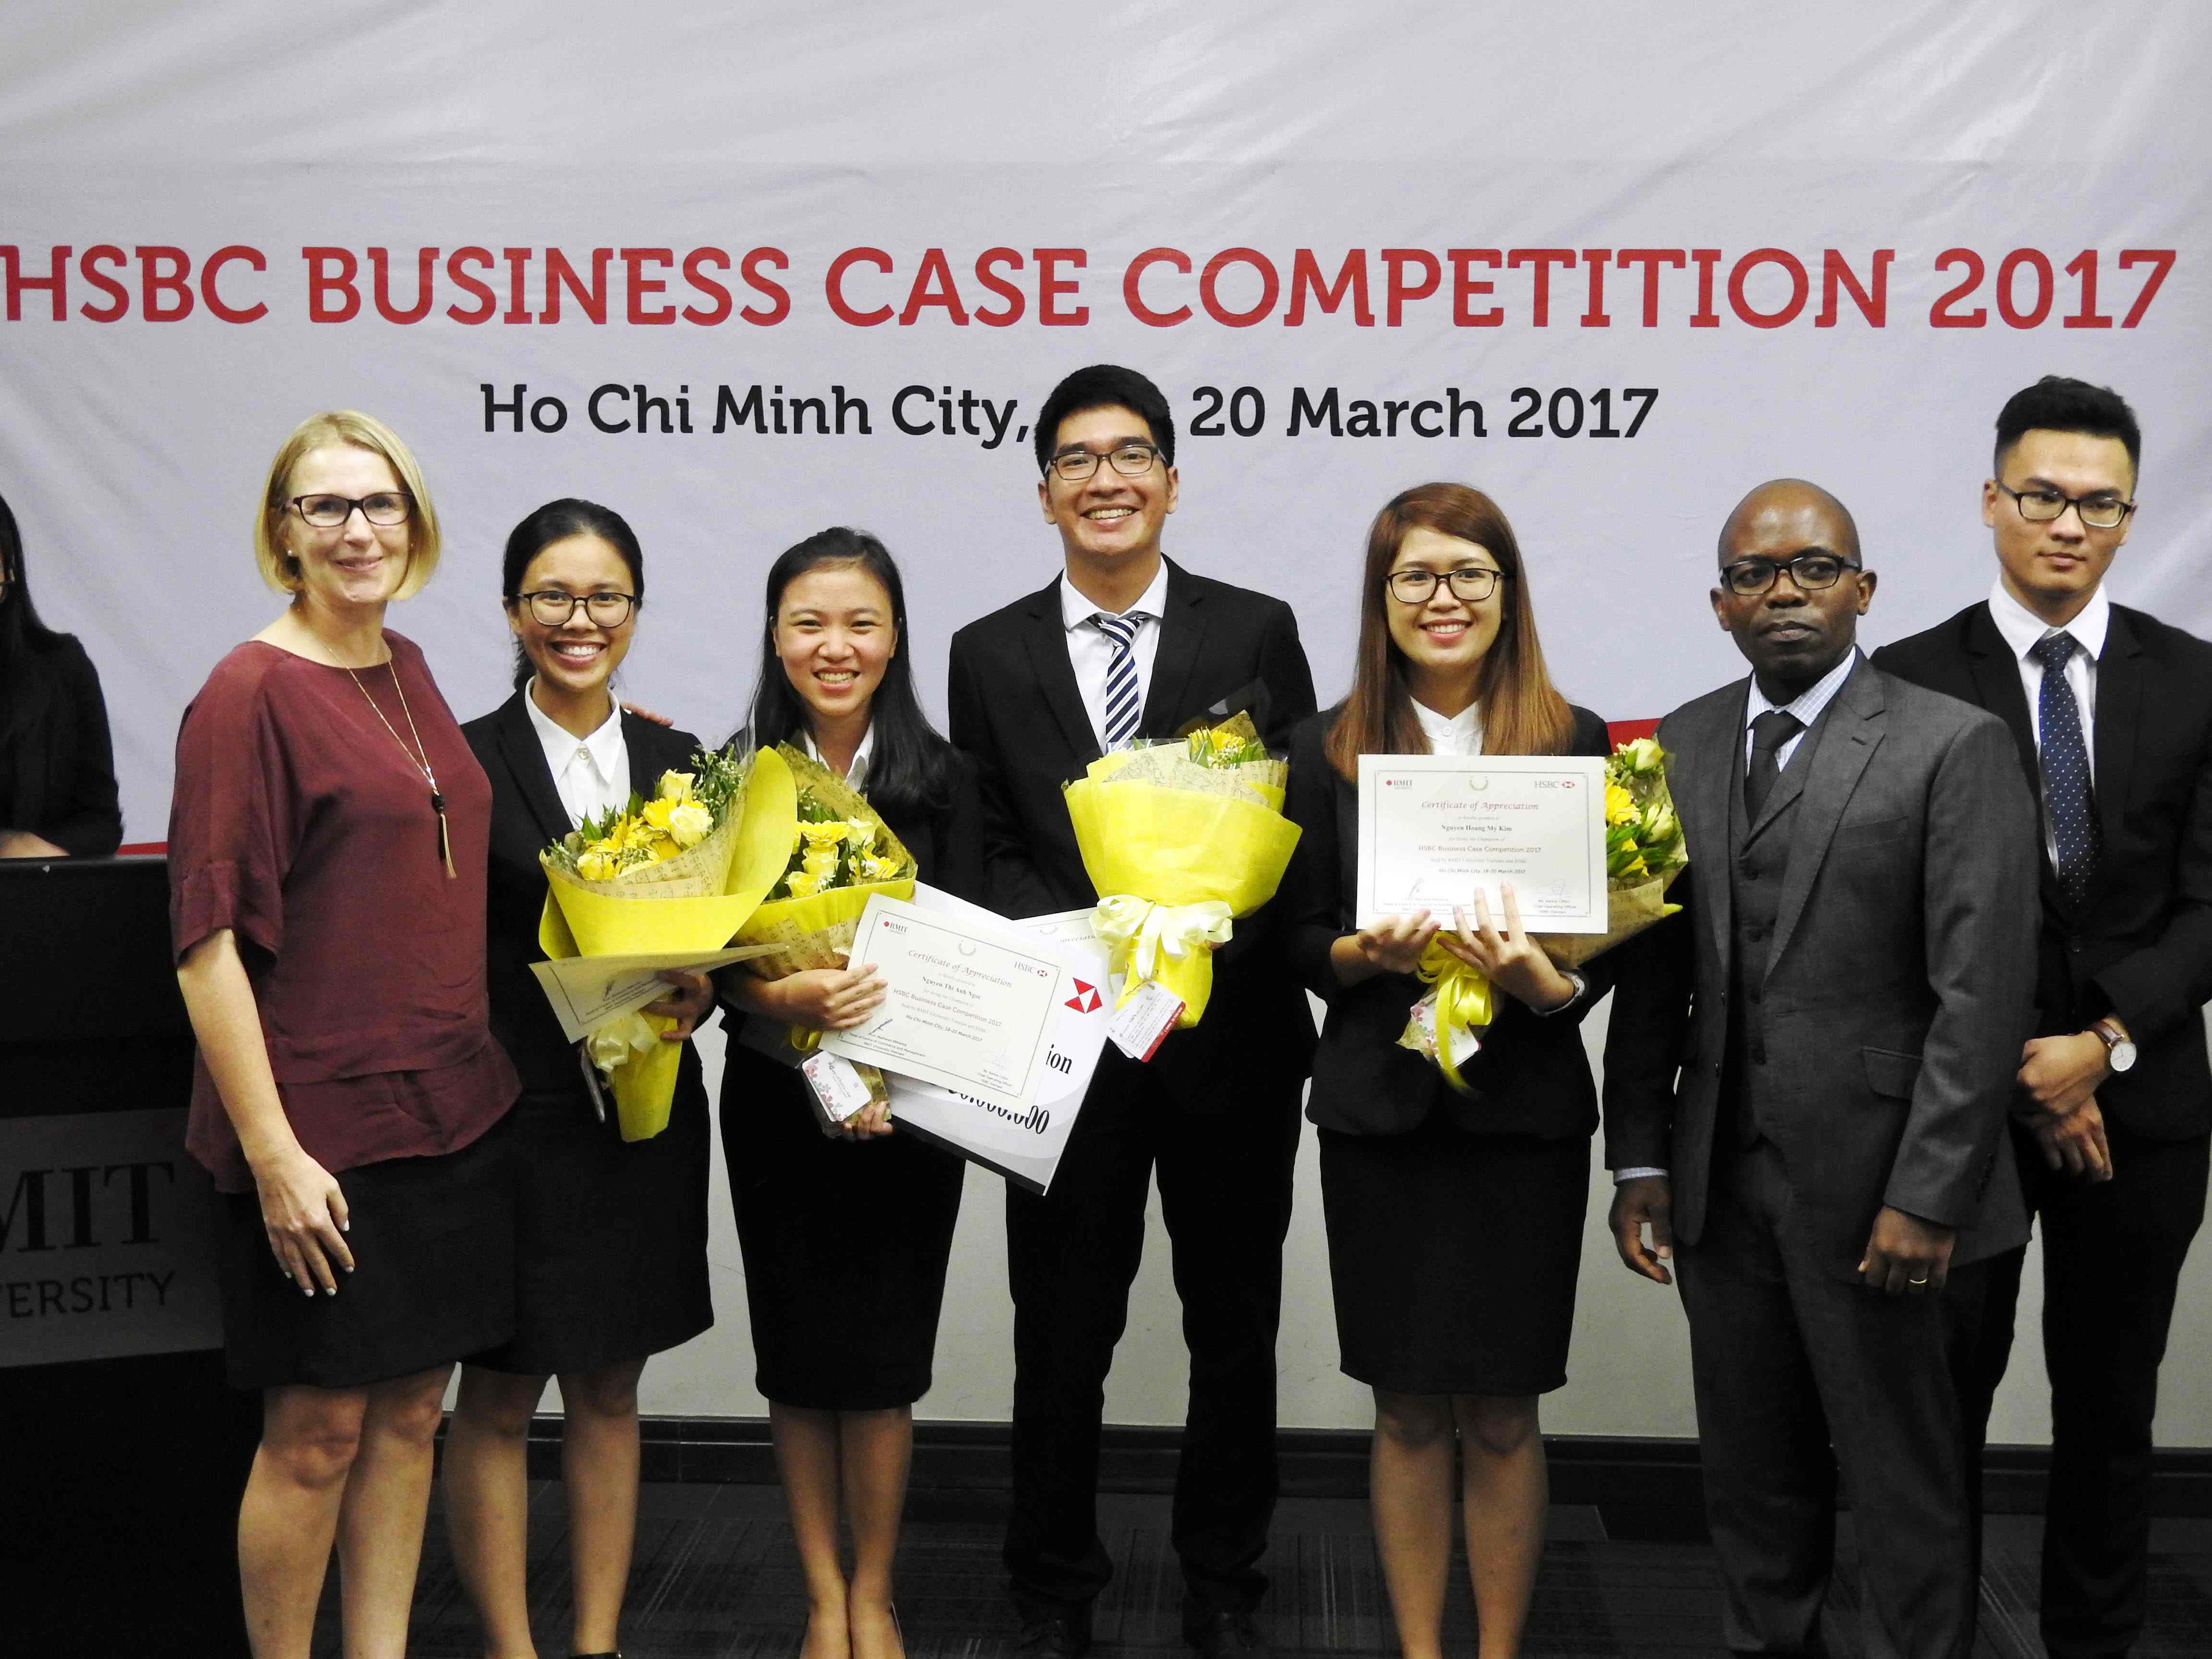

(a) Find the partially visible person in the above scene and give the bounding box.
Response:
[169,411,520,1659]
[718,527,981,1659]
[1603,479,2038,1659]
[1280,483,1612,1659]
[1875,376,2212,1659]
[0,490,122,856]
[444,500,717,1659]
[948,364,1315,1659]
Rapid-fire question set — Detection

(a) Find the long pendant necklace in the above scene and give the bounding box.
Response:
[346,657,458,879]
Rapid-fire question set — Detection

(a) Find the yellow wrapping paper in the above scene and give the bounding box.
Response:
[1063,772,1303,1028]
[533,746,797,1141]
[729,746,918,1058]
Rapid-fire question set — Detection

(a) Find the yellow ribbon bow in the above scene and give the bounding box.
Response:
[1415,937,1494,1096]
[1091,894,1235,1026]
[587,1010,664,1077]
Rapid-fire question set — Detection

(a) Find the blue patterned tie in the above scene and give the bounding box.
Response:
[2031,630,2100,907]
[1094,612,1142,750]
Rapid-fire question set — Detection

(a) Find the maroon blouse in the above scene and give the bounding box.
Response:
[168,634,518,1193]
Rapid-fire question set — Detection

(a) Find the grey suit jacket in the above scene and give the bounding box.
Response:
[1603,656,2041,1277]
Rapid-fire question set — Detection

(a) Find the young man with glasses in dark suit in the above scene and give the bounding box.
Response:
[947,364,1315,1659]
[1874,376,2212,1659]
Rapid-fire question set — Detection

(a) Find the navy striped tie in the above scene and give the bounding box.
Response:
[1094,612,1142,750]
[2031,630,2100,907]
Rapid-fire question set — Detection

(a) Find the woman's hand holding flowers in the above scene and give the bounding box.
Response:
[641,969,716,1041]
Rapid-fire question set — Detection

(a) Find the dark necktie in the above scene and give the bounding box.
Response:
[1745,709,1803,820]
[1093,611,1142,750]
[2031,630,2100,907]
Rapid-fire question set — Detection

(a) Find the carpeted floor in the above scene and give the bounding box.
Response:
[319,1485,2212,1657]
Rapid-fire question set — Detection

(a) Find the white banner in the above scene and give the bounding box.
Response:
[3,3,2207,845]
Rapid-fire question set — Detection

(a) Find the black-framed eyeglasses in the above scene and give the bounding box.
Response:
[1719,553,1863,596]
[1385,566,1507,604]
[1995,481,2134,531]
[1048,442,1162,482]
[289,492,414,528]
[515,590,638,627]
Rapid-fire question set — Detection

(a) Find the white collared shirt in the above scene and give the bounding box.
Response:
[1743,648,1861,772]
[1412,697,1484,757]
[1985,575,2106,787]
[801,722,876,792]
[524,681,629,828]
[1059,559,1170,752]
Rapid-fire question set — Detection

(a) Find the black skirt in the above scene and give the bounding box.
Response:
[217,1114,517,1391]
[1318,1113,1590,1397]
[720,1033,964,1410]
[468,1054,715,1377]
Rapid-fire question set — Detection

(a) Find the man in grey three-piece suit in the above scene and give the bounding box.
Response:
[1603,480,2041,1658]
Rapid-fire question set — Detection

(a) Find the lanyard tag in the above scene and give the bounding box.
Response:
[1106,980,1185,1062]
[802,1051,880,1131]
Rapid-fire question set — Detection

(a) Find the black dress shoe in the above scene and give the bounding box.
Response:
[1014,1613,1091,1658]
[1186,1609,1269,1658]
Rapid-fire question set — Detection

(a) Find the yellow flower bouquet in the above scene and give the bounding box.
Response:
[1063,711,1303,1029]
[536,746,793,1140]
[1398,734,1689,1092]
[1530,734,1688,968]
[729,745,918,1063]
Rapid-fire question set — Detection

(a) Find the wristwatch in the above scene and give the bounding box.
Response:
[1534,968,1588,1017]
[2091,1018,2138,1073]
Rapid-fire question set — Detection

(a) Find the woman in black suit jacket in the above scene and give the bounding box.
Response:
[446,500,717,1659]
[1280,483,1615,1659]
[717,527,980,1659]
[0,491,122,857]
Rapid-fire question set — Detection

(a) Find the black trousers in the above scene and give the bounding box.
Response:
[1001,1048,1302,1623]
[1949,1120,2210,1659]
[1675,1139,1973,1659]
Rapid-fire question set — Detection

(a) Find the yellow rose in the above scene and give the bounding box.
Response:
[859,852,902,882]
[844,819,874,848]
[667,800,712,848]
[798,820,848,849]
[641,797,676,831]
[577,848,619,882]
[657,769,696,804]
[1617,736,1666,776]
[784,870,824,899]
[802,847,841,882]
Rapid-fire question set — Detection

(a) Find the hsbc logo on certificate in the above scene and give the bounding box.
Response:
[1065,978,1103,1014]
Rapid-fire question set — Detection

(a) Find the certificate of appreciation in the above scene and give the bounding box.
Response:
[880,891,1113,1195]
[1355,753,1608,932]
[823,895,1068,1113]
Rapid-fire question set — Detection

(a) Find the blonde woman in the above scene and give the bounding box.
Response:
[170,411,519,1658]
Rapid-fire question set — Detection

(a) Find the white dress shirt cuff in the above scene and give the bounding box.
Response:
[1613,1166,1669,1183]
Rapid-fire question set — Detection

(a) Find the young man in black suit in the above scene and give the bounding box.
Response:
[1874,377,2212,1659]
[947,365,1316,1659]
